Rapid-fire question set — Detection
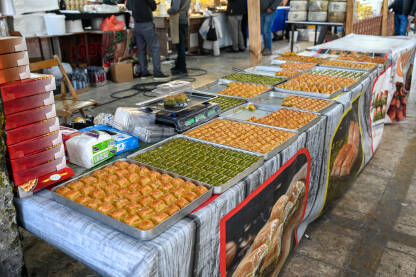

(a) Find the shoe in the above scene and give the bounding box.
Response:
[153,73,170,80]
[239,48,246,52]
[262,48,272,56]
[140,72,152,79]
[171,68,188,77]
[226,48,239,53]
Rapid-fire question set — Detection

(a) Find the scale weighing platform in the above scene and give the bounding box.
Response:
[137,92,221,133]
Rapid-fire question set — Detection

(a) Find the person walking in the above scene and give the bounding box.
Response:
[260,0,281,56]
[168,0,190,76]
[390,0,416,36]
[126,0,168,79]
[227,0,246,52]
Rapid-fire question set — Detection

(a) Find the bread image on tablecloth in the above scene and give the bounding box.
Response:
[331,121,360,177]
[232,180,306,277]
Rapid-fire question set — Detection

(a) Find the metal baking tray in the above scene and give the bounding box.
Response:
[220,104,321,133]
[274,85,345,99]
[136,91,216,113]
[319,60,379,72]
[218,74,287,87]
[305,66,369,91]
[204,94,248,113]
[271,58,319,66]
[127,135,264,194]
[244,66,303,78]
[195,81,274,101]
[182,117,298,160]
[51,159,213,240]
[260,90,337,114]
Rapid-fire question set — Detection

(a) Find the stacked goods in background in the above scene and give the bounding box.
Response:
[288,0,308,21]
[328,1,347,22]
[0,36,74,198]
[308,0,328,21]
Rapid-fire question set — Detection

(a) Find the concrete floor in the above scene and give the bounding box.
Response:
[20,39,416,276]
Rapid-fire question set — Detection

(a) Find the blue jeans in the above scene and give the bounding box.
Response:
[134,22,162,75]
[394,14,408,36]
[261,11,276,50]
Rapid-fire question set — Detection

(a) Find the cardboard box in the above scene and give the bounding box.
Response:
[0,37,27,55]
[8,131,62,159]
[0,51,29,70]
[12,156,66,186]
[6,117,60,146]
[0,74,55,101]
[9,143,65,172]
[0,65,31,84]
[4,91,54,115]
[111,62,133,83]
[15,167,74,198]
[5,104,56,130]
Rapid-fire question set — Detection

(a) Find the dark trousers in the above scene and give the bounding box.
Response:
[134,21,162,75]
[175,24,188,72]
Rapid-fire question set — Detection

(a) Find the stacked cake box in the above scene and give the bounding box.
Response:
[0,37,73,197]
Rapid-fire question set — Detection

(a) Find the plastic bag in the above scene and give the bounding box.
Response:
[101,15,125,32]
[66,130,117,168]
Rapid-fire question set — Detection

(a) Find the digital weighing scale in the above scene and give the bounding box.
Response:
[137,92,221,133]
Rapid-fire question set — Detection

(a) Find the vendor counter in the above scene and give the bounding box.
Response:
[14,35,416,276]
[154,12,232,57]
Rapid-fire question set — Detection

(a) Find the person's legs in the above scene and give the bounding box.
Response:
[262,12,276,50]
[261,13,267,46]
[134,22,149,75]
[395,14,401,35]
[241,13,248,48]
[317,25,329,44]
[236,15,245,50]
[175,23,188,73]
[399,14,409,36]
[228,15,239,51]
[141,22,162,75]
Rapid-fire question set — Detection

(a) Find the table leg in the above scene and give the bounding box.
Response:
[314,25,318,45]
[290,24,294,52]
[38,37,44,60]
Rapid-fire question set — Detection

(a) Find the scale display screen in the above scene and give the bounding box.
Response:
[185,118,195,126]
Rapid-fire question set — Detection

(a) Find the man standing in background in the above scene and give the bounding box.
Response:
[227,0,246,53]
[260,0,281,55]
[390,0,416,36]
[127,0,168,79]
[169,0,190,76]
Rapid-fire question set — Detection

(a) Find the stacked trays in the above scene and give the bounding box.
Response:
[129,137,264,193]
[53,159,213,240]
[183,118,297,159]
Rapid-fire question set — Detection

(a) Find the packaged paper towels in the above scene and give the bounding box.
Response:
[66,130,117,168]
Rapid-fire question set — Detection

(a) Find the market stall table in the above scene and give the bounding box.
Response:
[286,21,344,52]
[12,35,416,276]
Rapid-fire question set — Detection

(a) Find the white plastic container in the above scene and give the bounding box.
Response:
[288,11,307,21]
[12,14,46,37]
[91,18,103,30]
[308,11,328,21]
[308,0,329,12]
[66,19,84,33]
[328,11,346,22]
[328,1,347,12]
[44,14,66,35]
[290,1,308,11]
